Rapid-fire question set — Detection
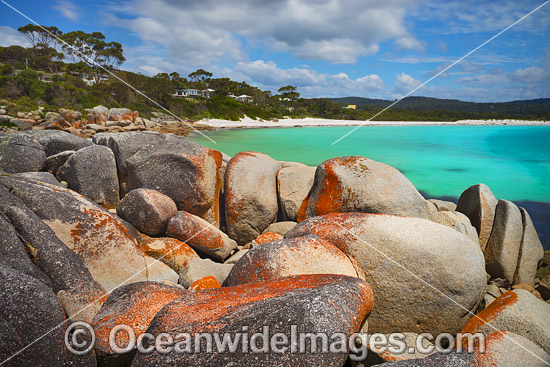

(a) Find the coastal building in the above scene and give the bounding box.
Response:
[344,104,357,110]
[173,88,213,98]
[229,94,254,103]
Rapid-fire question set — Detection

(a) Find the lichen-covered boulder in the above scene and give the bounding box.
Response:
[117,188,177,235]
[286,213,486,335]
[461,289,550,353]
[189,276,220,292]
[108,107,135,123]
[131,274,373,367]
[262,221,297,236]
[433,210,478,244]
[57,145,120,208]
[126,135,222,226]
[514,207,544,285]
[178,257,233,287]
[166,210,237,260]
[249,232,284,247]
[277,165,316,221]
[11,172,61,187]
[297,156,432,222]
[21,130,93,156]
[0,175,178,292]
[44,150,74,175]
[473,331,550,367]
[456,183,498,251]
[0,133,46,173]
[139,236,200,274]
[224,235,365,286]
[91,282,187,365]
[225,151,282,245]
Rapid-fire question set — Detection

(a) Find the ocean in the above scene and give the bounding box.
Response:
[190,125,550,249]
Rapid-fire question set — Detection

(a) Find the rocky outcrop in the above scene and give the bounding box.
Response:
[286,213,486,335]
[224,152,282,245]
[428,198,457,212]
[117,188,177,235]
[456,183,498,251]
[126,135,222,225]
[44,150,74,174]
[0,175,178,292]
[277,165,316,221]
[297,156,433,222]
[22,130,93,156]
[108,108,136,124]
[0,133,46,172]
[131,274,373,367]
[57,145,120,208]
[11,171,61,186]
[166,210,237,260]
[224,235,365,286]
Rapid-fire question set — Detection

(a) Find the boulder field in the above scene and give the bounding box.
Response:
[0,130,548,366]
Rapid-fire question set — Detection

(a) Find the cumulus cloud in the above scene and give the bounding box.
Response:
[458,65,549,85]
[394,72,422,93]
[53,0,81,22]
[393,36,426,51]
[0,26,30,47]
[106,0,418,67]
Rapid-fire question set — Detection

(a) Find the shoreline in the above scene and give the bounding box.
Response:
[196,116,550,129]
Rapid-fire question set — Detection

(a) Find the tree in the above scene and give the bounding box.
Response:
[278,85,300,101]
[188,69,212,85]
[18,24,62,49]
[61,31,125,82]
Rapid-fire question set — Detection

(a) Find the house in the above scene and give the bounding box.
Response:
[229,94,253,103]
[344,104,357,110]
[173,88,213,98]
[73,73,109,86]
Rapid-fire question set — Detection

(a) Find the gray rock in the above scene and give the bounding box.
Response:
[126,135,222,226]
[262,221,297,236]
[21,130,93,156]
[536,275,550,300]
[298,156,433,222]
[474,331,550,367]
[58,145,120,208]
[0,133,46,173]
[225,151,282,245]
[224,249,249,264]
[108,107,134,122]
[0,175,178,292]
[286,213,487,335]
[44,150,74,174]
[91,105,109,120]
[485,200,523,282]
[117,188,177,235]
[433,210,479,244]
[12,171,61,186]
[0,264,97,366]
[10,118,34,129]
[375,352,475,366]
[277,165,316,221]
[428,198,457,212]
[166,210,237,260]
[456,183,498,251]
[514,207,544,285]
[179,257,234,287]
[59,108,81,122]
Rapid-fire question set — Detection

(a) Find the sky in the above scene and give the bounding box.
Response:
[0,0,549,102]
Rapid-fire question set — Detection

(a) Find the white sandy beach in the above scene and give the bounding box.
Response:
[198,116,550,128]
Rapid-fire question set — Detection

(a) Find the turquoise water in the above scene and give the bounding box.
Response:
[191,125,550,203]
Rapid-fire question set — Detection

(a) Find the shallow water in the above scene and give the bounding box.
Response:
[190,125,550,248]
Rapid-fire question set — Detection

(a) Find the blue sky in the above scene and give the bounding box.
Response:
[1,0,549,101]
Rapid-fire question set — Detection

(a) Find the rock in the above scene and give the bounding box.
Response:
[126,135,222,225]
[297,156,432,222]
[537,276,550,300]
[286,213,486,335]
[91,105,109,120]
[461,289,550,353]
[262,221,297,235]
[11,171,60,186]
[58,145,120,208]
[117,188,177,235]
[0,213,51,284]
[0,175,178,292]
[224,235,365,286]
[277,165,316,221]
[355,332,435,365]
[0,109,5,115]
[224,249,249,264]
[474,331,550,367]
[514,207,544,285]
[85,123,108,132]
[139,236,199,274]
[166,210,237,261]
[484,200,523,282]
[131,274,373,367]
[59,108,81,123]
[179,257,234,287]
[433,210,479,244]
[374,352,475,366]
[0,186,107,322]
[189,276,221,292]
[108,108,135,123]
[91,282,186,365]
[0,264,97,366]
[428,198,457,212]
[10,118,34,129]
[0,133,46,172]
[225,151,282,245]
[21,130,93,156]
[44,149,74,174]
[456,184,498,251]
[249,232,284,247]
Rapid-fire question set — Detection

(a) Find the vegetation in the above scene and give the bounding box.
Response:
[1,23,549,122]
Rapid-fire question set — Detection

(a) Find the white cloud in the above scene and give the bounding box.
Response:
[393,36,426,52]
[0,26,30,47]
[510,66,550,83]
[394,72,422,93]
[106,0,418,67]
[459,60,484,73]
[53,0,80,22]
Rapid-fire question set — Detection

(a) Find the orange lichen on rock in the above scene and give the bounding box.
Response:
[461,290,518,334]
[252,232,284,246]
[189,276,221,292]
[140,235,199,273]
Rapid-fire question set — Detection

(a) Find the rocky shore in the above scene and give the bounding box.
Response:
[0,128,549,366]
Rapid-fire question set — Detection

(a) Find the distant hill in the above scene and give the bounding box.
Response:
[332,96,550,116]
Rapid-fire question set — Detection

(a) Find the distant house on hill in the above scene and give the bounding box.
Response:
[344,104,357,110]
[173,88,213,98]
[229,94,253,103]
